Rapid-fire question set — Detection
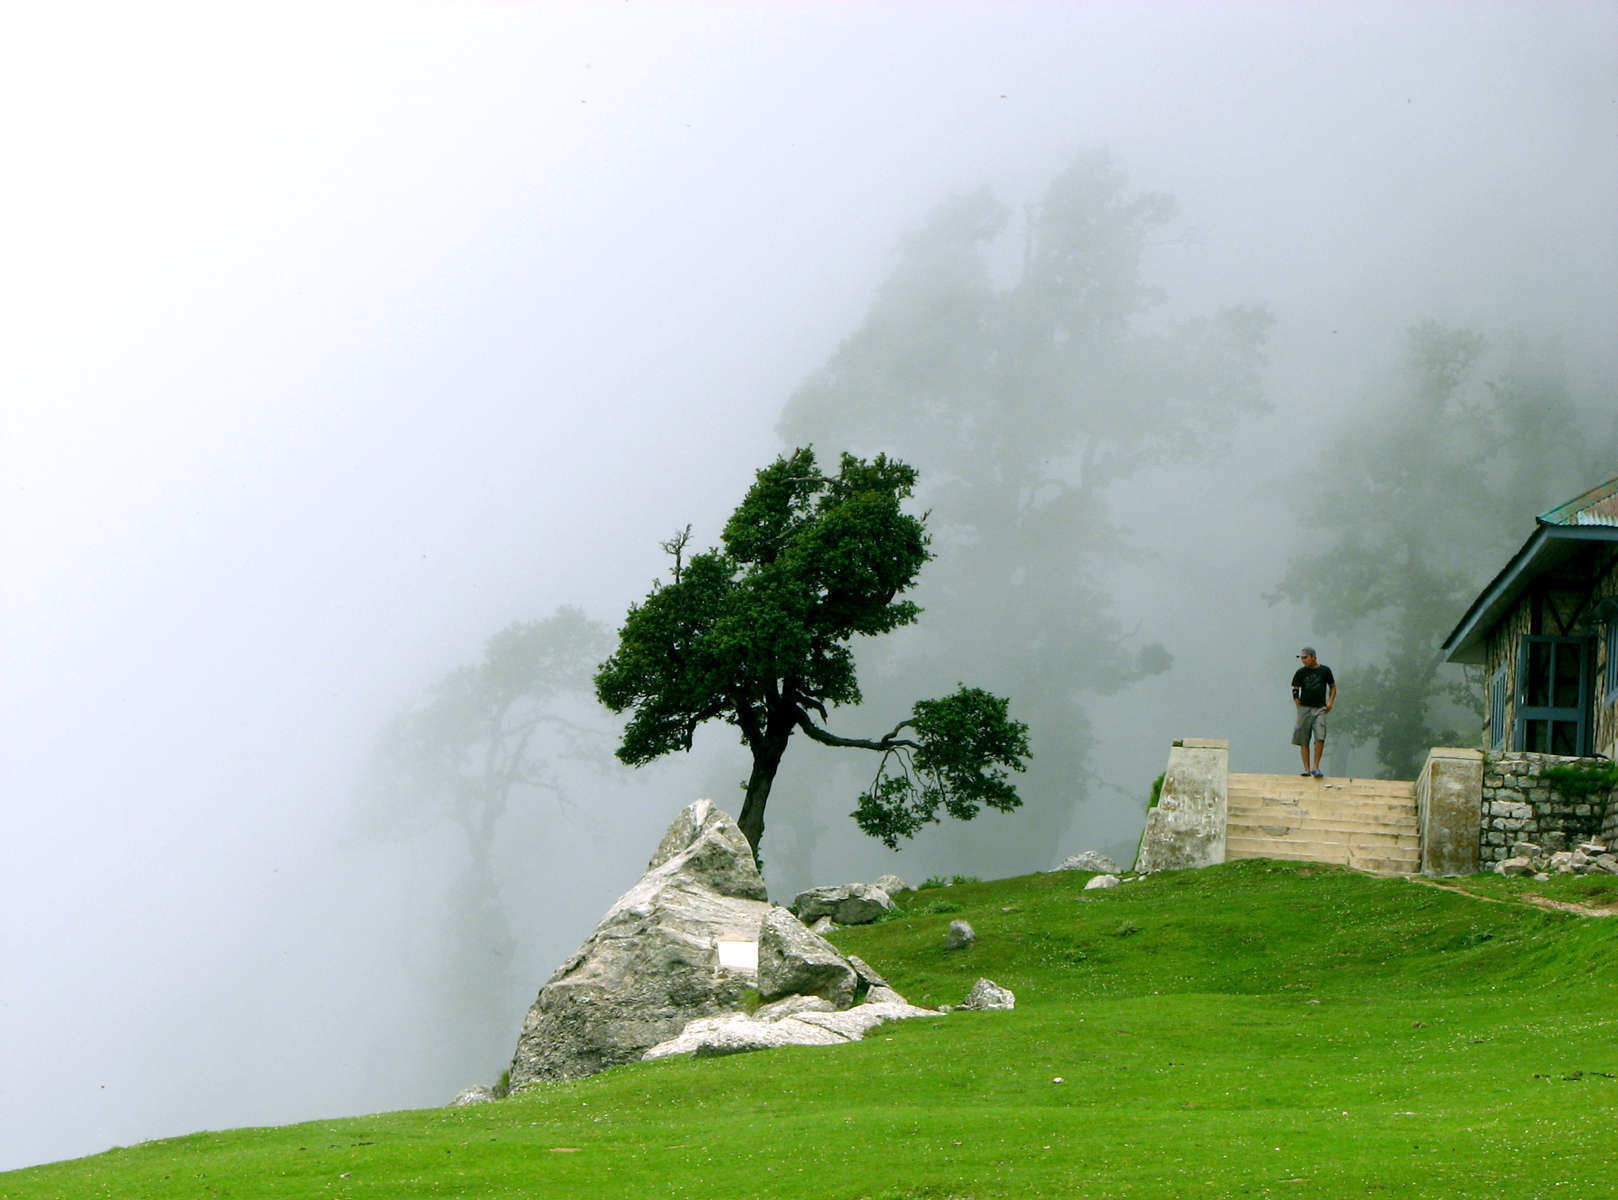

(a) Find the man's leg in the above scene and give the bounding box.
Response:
[1300,743,1312,773]
[1312,740,1325,774]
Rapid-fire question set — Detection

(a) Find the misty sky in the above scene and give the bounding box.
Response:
[5,0,1616,1173]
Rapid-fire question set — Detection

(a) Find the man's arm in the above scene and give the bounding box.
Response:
[1326,680,1337,712]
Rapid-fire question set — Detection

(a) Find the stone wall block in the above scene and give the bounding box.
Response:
[1419,748,1484,877]
[1135,739,1228,872]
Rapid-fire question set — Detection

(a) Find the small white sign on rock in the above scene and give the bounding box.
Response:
[716,940,758,972]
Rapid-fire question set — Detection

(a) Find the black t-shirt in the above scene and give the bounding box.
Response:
[1292,665,1335,708]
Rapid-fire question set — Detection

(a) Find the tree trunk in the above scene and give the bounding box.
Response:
[736,734,789,857]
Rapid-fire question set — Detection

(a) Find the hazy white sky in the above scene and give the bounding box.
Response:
[4,0,1615,1173]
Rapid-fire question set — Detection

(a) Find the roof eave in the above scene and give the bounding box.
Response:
[1441,524,1618,664]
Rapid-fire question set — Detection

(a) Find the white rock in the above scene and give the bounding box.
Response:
[1084,874,1121,890]
[1055,851,1120,873]
[959,978,1015,1011]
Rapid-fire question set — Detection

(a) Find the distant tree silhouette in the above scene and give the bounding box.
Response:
[778,149,1270,860]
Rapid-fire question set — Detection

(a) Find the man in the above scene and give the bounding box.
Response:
[1291,646,1336,778]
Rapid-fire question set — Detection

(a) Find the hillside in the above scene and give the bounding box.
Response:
[5,861,1617,1199]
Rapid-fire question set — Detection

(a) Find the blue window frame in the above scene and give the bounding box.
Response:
[1515,635,1591,755]
[1606,619,1618,702]
[1489,666,1508,750]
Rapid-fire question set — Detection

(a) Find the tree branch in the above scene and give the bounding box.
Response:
[793,708,917,751]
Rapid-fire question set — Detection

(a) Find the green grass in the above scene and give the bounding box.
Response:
[7,860,1618,1199]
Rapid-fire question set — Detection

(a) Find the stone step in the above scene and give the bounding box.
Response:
[1224,771,1421,877]
[1224,838,1420,876]
[1228,819,1418,846]
[1227,829,1418,855]
[1231,773,1417,798]
[1228,802,1418,829]
[1228,788,1416,812]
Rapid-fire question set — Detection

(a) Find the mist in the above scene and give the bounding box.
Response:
[5,1,1615,1172]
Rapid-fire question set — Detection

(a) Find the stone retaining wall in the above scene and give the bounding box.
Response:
[1479,753,1618,865]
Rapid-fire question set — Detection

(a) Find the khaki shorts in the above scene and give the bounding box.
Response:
[1292,706,1328,746]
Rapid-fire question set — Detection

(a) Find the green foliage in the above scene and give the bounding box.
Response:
[492,1069,511,1100]
[1147,772,1165,810]
[1272,325,1618,777]
[17,863,1618,1199]
[596,448,1030,856]
[882,896,965,918]
[1539,760,1618,805]
[852,687,1032,849]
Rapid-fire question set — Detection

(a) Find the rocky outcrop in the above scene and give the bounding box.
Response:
[507,799,773,1088]
[507,800,937,1090]
[792,883,896,926]
[945,920,975,949]
[1055,851,1120,873]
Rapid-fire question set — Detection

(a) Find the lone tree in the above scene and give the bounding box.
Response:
[595,448,1031,858]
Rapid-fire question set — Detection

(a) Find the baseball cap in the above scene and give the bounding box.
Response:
[1298,646,1316,658]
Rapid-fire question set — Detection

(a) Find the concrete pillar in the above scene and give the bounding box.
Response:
[1417,747,1484,877]
[1135,738,1228,872]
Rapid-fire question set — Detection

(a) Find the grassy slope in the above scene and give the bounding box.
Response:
[6,861,1617,1200]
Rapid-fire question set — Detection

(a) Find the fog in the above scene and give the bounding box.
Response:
[4,1,1615,1172]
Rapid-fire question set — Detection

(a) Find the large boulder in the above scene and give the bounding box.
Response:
[792,883,896,925]
[507,800,772,1088]
[757,907,858,1007]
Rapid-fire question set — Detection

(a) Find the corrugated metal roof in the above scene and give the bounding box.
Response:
[1537,474,1618,527]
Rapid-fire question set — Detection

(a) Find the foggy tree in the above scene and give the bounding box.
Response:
[1271,323,1618,777]
[777,150,1269,853]
[595,448,1032,858]
[358,607,610,1044]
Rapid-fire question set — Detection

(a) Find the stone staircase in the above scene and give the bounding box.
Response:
[1226,773,1421,877]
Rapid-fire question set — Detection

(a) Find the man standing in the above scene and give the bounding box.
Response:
[1291,647,1336,777]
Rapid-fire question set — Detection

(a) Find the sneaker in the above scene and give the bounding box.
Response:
[1311,770,1324,778]
[1299,771,1312,776]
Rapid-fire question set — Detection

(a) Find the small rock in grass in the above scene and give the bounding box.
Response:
[959,978,1015,1011]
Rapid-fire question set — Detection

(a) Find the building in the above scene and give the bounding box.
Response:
[1440,474,1618,762]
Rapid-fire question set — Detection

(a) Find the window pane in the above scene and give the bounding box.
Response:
[1553,643,1582,709]
[1551,721,1578,755]
[1526,641,1552,707]
[1525,720,1545,752]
